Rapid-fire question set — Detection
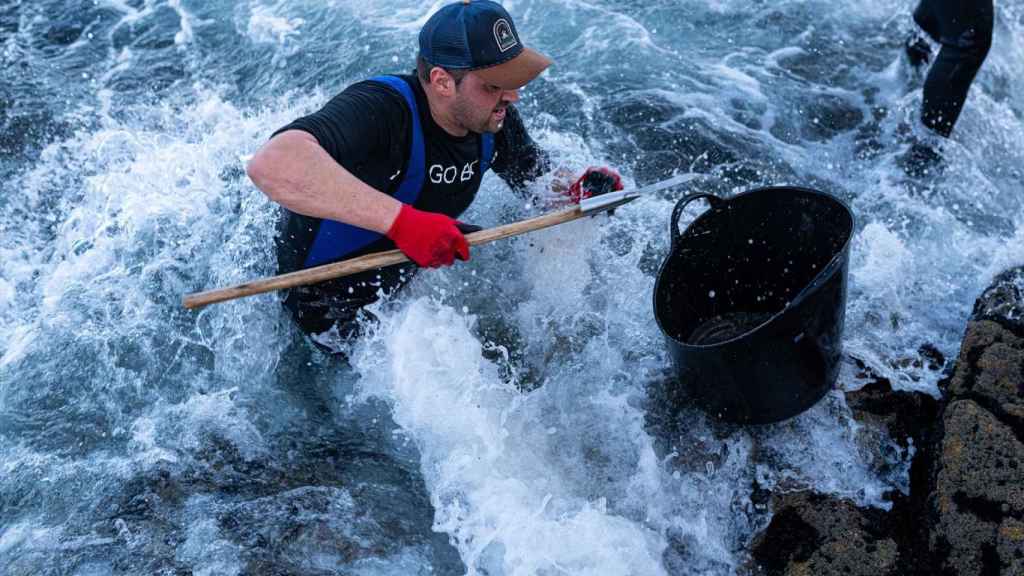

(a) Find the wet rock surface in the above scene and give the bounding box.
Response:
[926,295,1024,575]
[928,399,1024,575]
[971,268,1024,336]
[845,367,940,450]
[749,266,1024,576]
[7,431,464,576]
[749,491,899,576]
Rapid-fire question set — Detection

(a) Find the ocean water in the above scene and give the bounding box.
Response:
[1,1,1022,574]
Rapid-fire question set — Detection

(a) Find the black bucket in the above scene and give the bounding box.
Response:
[654,186,855,424]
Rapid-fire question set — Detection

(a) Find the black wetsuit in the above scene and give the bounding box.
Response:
[272,74,548,336]
[913,0,993,137]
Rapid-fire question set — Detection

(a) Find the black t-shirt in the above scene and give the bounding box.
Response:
[273,73,549,274]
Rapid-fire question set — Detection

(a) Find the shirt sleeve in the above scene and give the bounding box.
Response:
[272,81,408,177]
[490,105,551,195]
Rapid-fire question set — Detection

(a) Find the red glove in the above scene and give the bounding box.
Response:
[566,167,624,203]
[386,204,474,268]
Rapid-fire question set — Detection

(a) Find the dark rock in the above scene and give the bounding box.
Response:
[44,22,84,45]
[632,150,689,182]
[919,343,947,372]
[927,400,1024,574]
[729,99,764,131]
[220,486,399,570]
[749,267,1024,576]
[110,5,182,51]
[751,506,820,573]
[627,118,739,176]
[599,94,751,181]
[637,240,663,277]
[897,141,944,179]
[943,319,1024,424]
[917,265,1024,575]
[854,119,885,160]
[602,93,678,127]
[749,491,899,576]
[846,371,939,449]
[997,518,1024,575]
[845,353,941,567]
[85,431,463,574]
[972,268,1024,336]
[801,95,864,142]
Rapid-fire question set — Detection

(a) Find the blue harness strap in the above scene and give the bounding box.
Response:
[480,132,494,174]
[304,75,426,267]
[303,76,495,268]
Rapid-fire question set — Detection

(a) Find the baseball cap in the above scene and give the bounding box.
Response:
[419,0,552,90]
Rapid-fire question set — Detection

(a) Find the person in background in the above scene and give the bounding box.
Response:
[902,0,993,173]
[246,0,622,352]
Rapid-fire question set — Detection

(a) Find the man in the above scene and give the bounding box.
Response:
[905,0,993,138]
[247,0,621,351]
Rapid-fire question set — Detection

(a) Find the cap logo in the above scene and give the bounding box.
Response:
[493,19,518,52]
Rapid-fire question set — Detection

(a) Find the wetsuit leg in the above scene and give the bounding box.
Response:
[283,286,376,338]
[922,43,990,136]
[913,0,994,137]
[282,263,418,351]
[912,1,941,41]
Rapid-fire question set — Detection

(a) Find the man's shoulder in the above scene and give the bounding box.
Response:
[333,74,418,107]
[310,74,416,137]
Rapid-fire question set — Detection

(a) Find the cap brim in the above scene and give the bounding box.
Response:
[473,47,552,90]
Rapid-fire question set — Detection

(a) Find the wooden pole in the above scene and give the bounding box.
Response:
[182,205,587,309]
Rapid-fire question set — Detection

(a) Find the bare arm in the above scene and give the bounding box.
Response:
[246,129,401,234]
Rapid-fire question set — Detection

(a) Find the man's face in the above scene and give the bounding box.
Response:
[451,72,520,134]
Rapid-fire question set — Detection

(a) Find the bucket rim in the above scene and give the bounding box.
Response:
[653,185,856,350]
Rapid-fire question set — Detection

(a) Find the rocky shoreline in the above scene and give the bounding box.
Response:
[748,267,1024,575]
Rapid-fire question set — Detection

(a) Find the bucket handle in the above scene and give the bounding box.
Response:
[671,193,723,249]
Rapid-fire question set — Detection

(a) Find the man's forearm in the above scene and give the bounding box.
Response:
[247,130,401,234]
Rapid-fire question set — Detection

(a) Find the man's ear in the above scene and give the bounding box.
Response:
[429,67,456,97]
